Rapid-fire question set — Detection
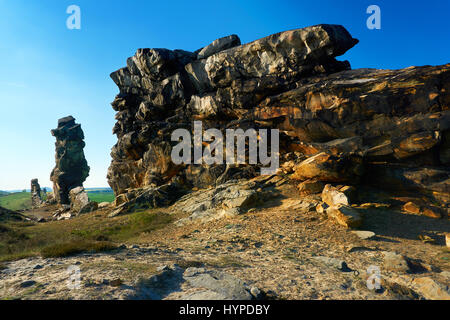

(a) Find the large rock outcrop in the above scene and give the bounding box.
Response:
[107,24,449,215]
[107,24,358,195]
[50,116,90,205]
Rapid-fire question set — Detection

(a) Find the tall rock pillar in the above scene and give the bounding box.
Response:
[30,178,42,208]
[50,116,90,205]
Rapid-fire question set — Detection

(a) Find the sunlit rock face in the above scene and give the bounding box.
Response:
[107,24,449,210]
[50,116,90,205]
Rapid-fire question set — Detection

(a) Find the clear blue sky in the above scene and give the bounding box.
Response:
[0,0,449,190]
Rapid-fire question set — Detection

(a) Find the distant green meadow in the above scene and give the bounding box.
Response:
[0,192,31,211]
[0,189,115,211]
[86,190,115,203]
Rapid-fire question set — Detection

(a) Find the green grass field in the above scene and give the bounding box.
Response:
[87,191,115,203]
[0,190,115,211]
[0,192,32,211]
[0,208,173,261]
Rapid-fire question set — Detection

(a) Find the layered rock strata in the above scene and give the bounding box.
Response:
[107,24,449,217]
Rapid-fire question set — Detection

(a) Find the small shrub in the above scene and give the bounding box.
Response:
[0,208,172,262]
[68,211,173,242]
[0,251,36,262]
[0,224,11,233]
[94,235,110,242]
[0,223,30,251]
[175,259,204,269]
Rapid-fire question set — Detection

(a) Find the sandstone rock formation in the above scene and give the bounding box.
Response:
[319,184,362,228]
[107,25,358,195]
[69,186,98,215]
[30,179,42,208]
[44,191,57,205]
[107,24,449,221]
[50,116,90,205]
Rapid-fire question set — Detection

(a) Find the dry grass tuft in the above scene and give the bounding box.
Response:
[40,240,117,258]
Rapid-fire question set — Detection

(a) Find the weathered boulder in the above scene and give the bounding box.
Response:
[325,205,363,229]
[196,34,241,59]
[411,277,450,300]
[312,256,350,271]
[79,201,98,214]
[382,251,428,274]
[297,180,325,195]
[187,93,221,118]
[291,137,363,157]
[69,187,98,214]
[52,205,71,220]
[186,24,357,91]
[350,230,376,240]
[316,202,329,215]
[69,187,89,212]
[182,267,253,300]
[318,184,361,227]
[124,48,195,82]
[50,116,90,205]
[383,251,412,273]
[291,152,363,183]
[98,202,111,209]
[393,131,441,159]
[402,201,442,219]
[44,192,57,205]
[128,265,258,300]
[173,178,275,225]
[385,275,450,300]
[321,184,357,207]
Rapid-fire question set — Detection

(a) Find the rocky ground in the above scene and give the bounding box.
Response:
[1,181,448,300]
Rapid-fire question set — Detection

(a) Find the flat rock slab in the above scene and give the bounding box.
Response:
[128,265,256,300]
[351,230,376,240]
[182,267,253,300]
[312,256,351,272]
